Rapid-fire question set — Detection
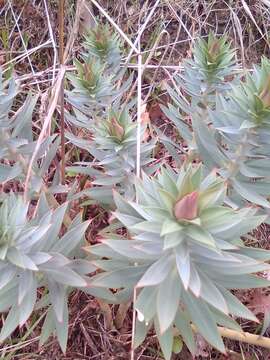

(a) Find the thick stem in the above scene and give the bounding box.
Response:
[191,324,270,350]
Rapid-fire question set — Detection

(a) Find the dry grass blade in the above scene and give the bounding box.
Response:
[166,0,194,43]
[7,0,41,91]
[2,40,52,71]
[64,0,86,62]
[24,66,66,201]
[241,0,270,49]
[59,0,66,184]
[43,0,57,84]
[229,5,246,68]
[89,0,139,53]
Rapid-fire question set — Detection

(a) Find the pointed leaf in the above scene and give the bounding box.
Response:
[157,269,182,333]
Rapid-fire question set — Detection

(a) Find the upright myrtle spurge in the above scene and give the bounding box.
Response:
[162,33,238,159]
[0,70,59,194]
[163,32,237,118]
[65,24,132,115]
[229,56,270,126]
[67,108,157,206]
[67,58,113,104]
[164,35,270,212]
[0,194,114,352]
[87,165,270,359]
[84,24,122,68]
[193,32,236,82]
[193,57,270,210]
[96,109,131,147]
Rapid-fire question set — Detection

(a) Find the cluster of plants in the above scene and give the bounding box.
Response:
[1,24,270,359]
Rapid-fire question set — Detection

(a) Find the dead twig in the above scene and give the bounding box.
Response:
[24,66,66,201]
[59,0,66,184]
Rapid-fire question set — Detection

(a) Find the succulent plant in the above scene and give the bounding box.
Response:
[0,70,60,196]
[87,165,270,359]
[162,33,237,154]
[193,57,270,211]
[163,34,270,214]
[83,24,122,69]
[66,25,132,117]
[65,24,145,208]
[0,193,114,352]
[66,58,115,112]
[66,107,157,206]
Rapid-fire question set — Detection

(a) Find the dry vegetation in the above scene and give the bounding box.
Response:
[1,0,270,359]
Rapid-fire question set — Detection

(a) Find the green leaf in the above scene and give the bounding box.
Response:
[160,219,183,236]
[159,167,179,197]
[182,291,225,353]
[232,179,270,208]
[156,324,174,360]
[211,308,242,331]
[42,203,69,251]
[172,336,183,354]
[158,189,175,212]
[45,267,87,287]
[200,206,238,232]
[113,191,143,217]
[0,163,22,182]
[218,287,258,321]
[19,275,37,326]
[101,239,158,259]
[199,272,228,314]
[69,259,96,275]
[0,306,19,342]
[261,310,270,335]
[217,213,267,240]
[90,265,148,288]
[198,181,225,210]
[114,212,142,227]
[48,279,67,323]
[51,221,90,256]
[39,307,55,347]
[217,274,270,289]
[188,264,201,297]
[134,318,149,348]
[0,265,16,290]
[193,115,226,167]
[17,224,51,251]
[136,286,158,323]
[185,224,216,248]
[164,232,184,250]
[7,248,38,271]
[161,104,192,142]
[174,309,196,354]
[131,221,162,234]
[157,269,182,333]
[55,300,69,353]
[92,176,125,186]
[18,270,35,304]
[82,286,116,303]
[175,247,190,290]
[137,255,174,287]
[0,286,17,312]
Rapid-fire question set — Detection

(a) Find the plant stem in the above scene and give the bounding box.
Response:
[191,324,270,350]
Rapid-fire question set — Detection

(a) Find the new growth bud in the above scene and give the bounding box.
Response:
[84,63,94,83]
[174,191,199,221]
[109,117,125,140]
[208,39,220,62]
